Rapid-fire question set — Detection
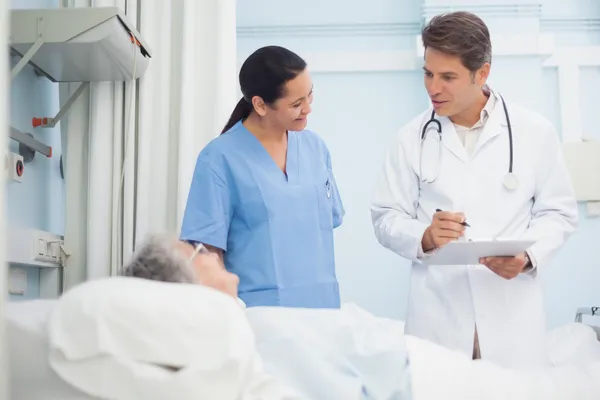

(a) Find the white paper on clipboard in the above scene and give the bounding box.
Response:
[422,239,536,266]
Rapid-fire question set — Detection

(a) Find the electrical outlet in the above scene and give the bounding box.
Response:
[8,268,27,295]
[8,225,64,268]
[48,240,62,262]
[32,233,63,265]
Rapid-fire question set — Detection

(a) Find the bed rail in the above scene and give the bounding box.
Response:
[575,306,599,323]
[575,306,600,341]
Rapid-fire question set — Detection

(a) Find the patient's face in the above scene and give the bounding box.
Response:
[176,242,239,299]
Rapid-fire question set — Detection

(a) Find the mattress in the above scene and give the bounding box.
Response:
[5,300,98,400]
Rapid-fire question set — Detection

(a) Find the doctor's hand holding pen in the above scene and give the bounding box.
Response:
[420,209,530,279]
[421,209,468,253]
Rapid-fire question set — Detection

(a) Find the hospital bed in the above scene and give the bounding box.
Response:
[576,306,600,340]
[4,279,600,400]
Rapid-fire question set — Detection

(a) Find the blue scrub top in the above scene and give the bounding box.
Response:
[180,121,345,308]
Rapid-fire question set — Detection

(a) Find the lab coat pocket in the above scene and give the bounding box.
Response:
[316,179,333,231]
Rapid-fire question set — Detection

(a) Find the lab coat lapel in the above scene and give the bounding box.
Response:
[472,96,507,156]
[439,116,468,164]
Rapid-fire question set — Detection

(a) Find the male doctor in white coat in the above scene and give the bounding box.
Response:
[370,11,578,369]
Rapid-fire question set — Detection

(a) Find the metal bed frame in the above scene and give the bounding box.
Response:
[575,306,600,341]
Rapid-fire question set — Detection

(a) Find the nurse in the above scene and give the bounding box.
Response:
[180,45,345,309]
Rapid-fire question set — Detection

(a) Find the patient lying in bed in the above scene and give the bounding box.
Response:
[121,234,412,399]
[39,234,600,400]
[118,234,600,400]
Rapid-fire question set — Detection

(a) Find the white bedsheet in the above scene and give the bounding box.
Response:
[247,303,600,400]
[5,298,600,400]
[246,303,412,399]
[406,335,600,400]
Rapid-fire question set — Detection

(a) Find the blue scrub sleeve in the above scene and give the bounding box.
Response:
[326,151,345,229]
[180,156,232,251]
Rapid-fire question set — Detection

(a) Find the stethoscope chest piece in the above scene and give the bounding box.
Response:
[502,172,519,191]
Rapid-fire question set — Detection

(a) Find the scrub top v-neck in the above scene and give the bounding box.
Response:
[181,120,345,308]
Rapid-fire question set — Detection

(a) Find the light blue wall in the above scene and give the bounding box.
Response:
[237,0,600,329]
[7,0,64,300]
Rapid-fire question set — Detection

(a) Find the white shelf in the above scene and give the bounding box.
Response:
[6,226,63,269]
[9,6,152,82]
[7,226,66,298]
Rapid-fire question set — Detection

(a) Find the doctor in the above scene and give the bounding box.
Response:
[181,46,344,309]
[370,11,578,368]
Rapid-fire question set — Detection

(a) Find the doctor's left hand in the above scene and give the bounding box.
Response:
[479,252,527,280]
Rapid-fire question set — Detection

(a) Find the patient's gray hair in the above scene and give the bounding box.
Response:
[123,233,196,284]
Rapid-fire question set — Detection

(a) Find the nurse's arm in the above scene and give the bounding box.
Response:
[180,156,233,258]
[371,134,428,263]
[519,123,579,271]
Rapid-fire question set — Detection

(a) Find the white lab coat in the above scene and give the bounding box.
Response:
[371,94,578,369]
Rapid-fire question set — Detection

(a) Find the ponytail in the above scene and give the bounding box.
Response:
[221,97,252,134]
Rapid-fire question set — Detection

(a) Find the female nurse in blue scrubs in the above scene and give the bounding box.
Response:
[180,46,345,309]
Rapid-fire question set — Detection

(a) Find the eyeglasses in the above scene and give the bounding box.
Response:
[189,242,208,262]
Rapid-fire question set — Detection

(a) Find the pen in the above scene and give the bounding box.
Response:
[435,209,471,227]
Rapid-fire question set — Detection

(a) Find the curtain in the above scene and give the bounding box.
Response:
[0,0,8,395]
[60,0,238,289]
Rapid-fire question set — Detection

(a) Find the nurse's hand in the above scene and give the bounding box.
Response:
[479,252,527,280]
[421,211,466,252]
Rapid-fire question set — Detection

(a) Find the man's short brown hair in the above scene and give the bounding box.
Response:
[421,11,492,72]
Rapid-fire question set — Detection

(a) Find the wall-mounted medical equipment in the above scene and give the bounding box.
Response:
[8,7,152,128]
[6,7,152,300]
[5,151,24,183]
[562,140,600,217]
[8,268,28,296]
[9,126,52,159]
[7,225,66,298]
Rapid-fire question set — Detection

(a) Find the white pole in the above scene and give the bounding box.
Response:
[1,0,10,397]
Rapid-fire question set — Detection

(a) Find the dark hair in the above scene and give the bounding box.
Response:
[421,11,492,73]
[221,46,307,134]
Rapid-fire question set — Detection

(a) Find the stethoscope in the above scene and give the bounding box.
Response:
[419,93,519,191]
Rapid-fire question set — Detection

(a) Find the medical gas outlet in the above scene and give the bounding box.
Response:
[5,151,24,182]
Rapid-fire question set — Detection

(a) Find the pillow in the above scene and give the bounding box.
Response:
[47,277,260,400]
[5,300,95,400]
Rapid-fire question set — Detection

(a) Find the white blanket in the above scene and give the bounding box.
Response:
[6,293,600,400]
[406,335,600,400]
[247,303,600,400]
[246,304,412,400]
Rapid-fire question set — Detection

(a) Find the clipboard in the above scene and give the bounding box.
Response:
[422,239,536,266]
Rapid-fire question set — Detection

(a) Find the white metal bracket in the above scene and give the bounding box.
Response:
[10,16,45,80]
[32,81,90,128]
[575,306,599,322]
